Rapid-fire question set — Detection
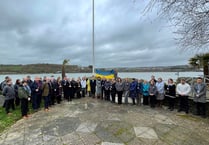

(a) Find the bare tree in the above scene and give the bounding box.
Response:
[144,0,209,51]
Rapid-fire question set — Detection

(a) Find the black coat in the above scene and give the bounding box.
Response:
[111,82,116,94]
[90,79,96,93]
[165,84,176,97]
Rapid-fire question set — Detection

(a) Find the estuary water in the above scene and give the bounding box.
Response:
[0,71,203,82]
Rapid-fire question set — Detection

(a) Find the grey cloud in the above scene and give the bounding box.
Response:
[0,0,197,67]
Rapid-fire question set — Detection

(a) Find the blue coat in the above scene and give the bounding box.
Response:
[129,81,137,98]
[142,83,150,96]
[137,82,143,94]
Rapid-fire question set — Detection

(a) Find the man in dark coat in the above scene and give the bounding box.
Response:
[2,79,15,114]
[90,76,96,98]
[129,78,137,105]
[31,77,42,110]
[61,76,69,100]
[193,77,207,118]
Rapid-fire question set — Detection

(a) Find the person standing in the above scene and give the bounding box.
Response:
[110,79,117,103]
[71,78,77,99]
[123,78,130,105]
[31,77,42,111]
[96,77,102,99]
[142,80,150,105]
[18,80,30,119]
[136,79,143,106]
[42,78,50,111]
[50,75,57,105]
[14,79,21,106]
[176,78,191,114]
[61,76,69,100]
[115,78,124,105]
[86,78,91,97]
[90,76,96,98]
[193,77,207,118]
[104,79,111,101]
[165,78,176,111]
[129,78,137,105]
[149,79,157,108]
[156,77,165,107]
[101,78,106,100]
[81,77,87,97]
[56,77,62,104]
[68,78,74,101]
[22,77,32,113]
[1,76,10,108]
[75,78,81,98]
[2,79,15,114]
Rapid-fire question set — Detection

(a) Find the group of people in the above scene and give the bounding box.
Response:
[0,75,208,119]
[93,75,207,118]
[0,75,63,118]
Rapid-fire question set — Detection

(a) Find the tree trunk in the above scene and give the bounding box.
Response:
[62,65,65,80]
[203,65,208,76]
[203,62,209,83]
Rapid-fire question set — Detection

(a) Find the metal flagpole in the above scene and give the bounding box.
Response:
[92,0,95,75]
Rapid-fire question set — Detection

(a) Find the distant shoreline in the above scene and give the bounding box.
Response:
[0,64,201,74]
[0,70,202,75]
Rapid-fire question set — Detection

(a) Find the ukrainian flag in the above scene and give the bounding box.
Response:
[95,69,115,79]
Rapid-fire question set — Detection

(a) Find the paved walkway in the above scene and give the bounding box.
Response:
[0,97,209,145]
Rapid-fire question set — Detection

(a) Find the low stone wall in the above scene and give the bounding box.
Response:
[176,77,209,100]
[0,95,4,107]
[163,96,209,116]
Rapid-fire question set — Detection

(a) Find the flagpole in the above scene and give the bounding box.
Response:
[92,0,95,75]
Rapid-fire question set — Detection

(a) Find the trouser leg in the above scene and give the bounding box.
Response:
[11,99,15,110]
[21,98,28,116]
[111,93,115,103]
[5,100,10,114]
[132,98,135,105]
[124,91,129,104]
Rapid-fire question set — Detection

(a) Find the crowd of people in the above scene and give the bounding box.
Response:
[0,75,208,119]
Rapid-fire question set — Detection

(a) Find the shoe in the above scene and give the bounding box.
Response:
[22,116,28,119]
[45,109,49,112]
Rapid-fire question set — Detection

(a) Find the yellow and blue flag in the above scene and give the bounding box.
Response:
[95,69,115,79]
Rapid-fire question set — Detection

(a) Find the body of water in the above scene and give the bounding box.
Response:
[0,71,203,83]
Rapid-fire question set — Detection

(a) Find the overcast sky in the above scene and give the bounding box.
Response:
[0,0,199,68]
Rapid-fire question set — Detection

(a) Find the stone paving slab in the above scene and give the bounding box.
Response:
[0,97,209,145]
[134,127,158,139]
[76,122,97,133]
[101,142,124,145]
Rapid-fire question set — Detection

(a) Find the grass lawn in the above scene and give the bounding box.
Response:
[0,102,38,134]
[0,105,22,133]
